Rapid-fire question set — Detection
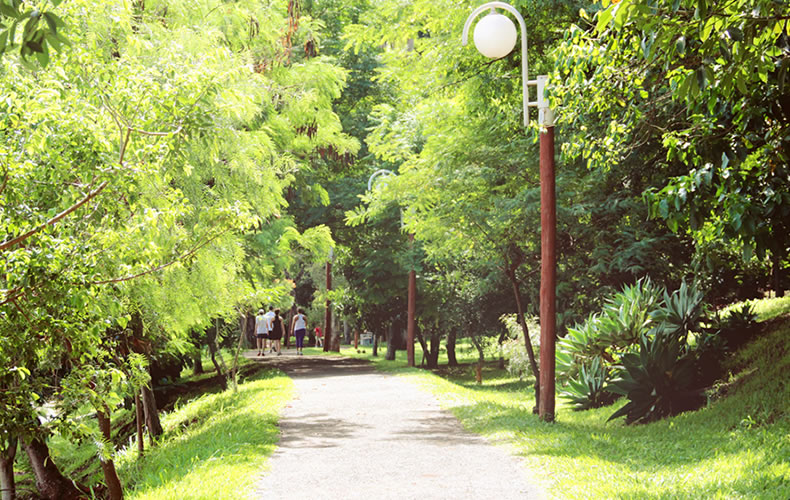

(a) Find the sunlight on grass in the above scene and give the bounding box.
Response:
[117,368,293,500]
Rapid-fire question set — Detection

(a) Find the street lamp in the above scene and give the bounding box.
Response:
[463,2,556,422]
[324,247,335,352]
[367,170,417,368]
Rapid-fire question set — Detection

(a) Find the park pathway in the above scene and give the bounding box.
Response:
[251,351,545,500]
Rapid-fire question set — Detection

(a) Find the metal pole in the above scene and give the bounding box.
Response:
[324,260,332,352]
[407,234,416,367]
[538,107,556,422]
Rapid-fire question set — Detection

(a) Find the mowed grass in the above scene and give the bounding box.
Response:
[117,367,293,500]
[328,297,790,499]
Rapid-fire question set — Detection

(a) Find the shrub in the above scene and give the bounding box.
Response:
[559,356,617,411]
[557,278,664,380]
[607,332,705,424]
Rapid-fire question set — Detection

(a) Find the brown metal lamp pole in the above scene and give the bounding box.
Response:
[324,250,332,352]
[464,3,556,421]
[538,80,556,421]
[407,234,416,367]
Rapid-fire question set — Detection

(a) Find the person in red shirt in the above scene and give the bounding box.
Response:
[314,326,323,347]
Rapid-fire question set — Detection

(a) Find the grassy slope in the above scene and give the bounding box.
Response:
[117,366,293,499]
[331,297,790,499]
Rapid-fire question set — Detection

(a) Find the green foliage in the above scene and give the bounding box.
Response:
[0,0,68,67]
[654,281,705,344]
[607,332,703,424]
[557,278,664,379]
[560,356,617,411]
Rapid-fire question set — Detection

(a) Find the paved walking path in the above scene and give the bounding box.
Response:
[251,350,545,500]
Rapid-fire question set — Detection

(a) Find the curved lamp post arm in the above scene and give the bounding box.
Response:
[462,2,530,127]
[367,169,395,192]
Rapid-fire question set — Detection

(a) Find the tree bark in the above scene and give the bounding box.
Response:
[23,437,88,500]
[96,405,123,500]
[207,322,228,391]
[506,270,540,413]
[134,392,144,458]
[192,348,204,375]
[0,436,17,500]
[372,331,379,357]
[427,330,441,369]
[446,328,458,367]
[385,323,397,360]
[140,384,163,441]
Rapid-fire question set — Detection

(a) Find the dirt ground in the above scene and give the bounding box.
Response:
[251,350,546,500]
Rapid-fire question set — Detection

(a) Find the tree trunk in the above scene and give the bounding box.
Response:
[427,330,441,369]
[231,312,248,393]
[446,328,458,367]
[385,323,397,361]
[415,328,428,367]
[192,350,204,375]
[207,322,228,391]
[506,270,540,413]
[0,436,17,500]
[23,437,87,500]
[96,406,123,500]
[372,331,379,357]
[140,383,163,441]
[134,392,144,458]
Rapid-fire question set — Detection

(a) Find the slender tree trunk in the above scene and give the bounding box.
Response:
[385,323,397,360]
[415,329,428,367]
[134,392,144,458]
[0,436,17,500]
[427,330,441,369]
[207,322,228,391]
[96,405,123,500]
[128,311,164,437]
[140,384,163,440]
[446,328,458,367]
[192,350,204,375]
[372,331,379,357]
[506,270,540,413]
[773,255,785,297]
[23,437,87,500]
[231,312,247,392]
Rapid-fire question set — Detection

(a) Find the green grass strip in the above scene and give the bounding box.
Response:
[118,367,293,500]
[327,320,789,498]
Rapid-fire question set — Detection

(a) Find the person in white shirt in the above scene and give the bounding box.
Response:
[263,307,276,353]
[254,309,268,357]
[290,307,308,355]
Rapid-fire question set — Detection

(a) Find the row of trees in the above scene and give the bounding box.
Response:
[1,0,350,497]
[291,0,788,407]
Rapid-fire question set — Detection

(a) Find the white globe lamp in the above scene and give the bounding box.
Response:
[473,13,517,59]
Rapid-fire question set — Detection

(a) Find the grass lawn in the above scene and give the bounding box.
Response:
[325,297,790,499]
[117,366,293,499]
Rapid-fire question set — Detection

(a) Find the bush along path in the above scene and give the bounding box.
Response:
[252,351,545,500]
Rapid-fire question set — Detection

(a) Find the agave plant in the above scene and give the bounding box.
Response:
[607,332,705,424]
[560,357,617,411]
[655,281,705,346]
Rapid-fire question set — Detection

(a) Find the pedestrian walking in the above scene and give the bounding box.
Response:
[291,308,308,355]
[270,308,285,355]
[264,306,275,352]
[255,309,267,357]
[314,325,323,347]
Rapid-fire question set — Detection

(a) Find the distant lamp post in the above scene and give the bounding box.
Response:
[324,247,335,352]
[367,169,417,367]
[463,2,556,422]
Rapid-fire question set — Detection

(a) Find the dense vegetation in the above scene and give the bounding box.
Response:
[1,0,788,498]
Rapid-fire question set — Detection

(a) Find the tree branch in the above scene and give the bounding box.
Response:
[89,228,230,285]
[0,181,110,252]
